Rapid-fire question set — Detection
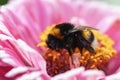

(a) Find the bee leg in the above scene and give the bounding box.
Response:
[79,47,83,54]
[64,36,73,55]
[76,35,84,54]
[67,48,72,56]
[66,45,74,66]
[85,45,96,54]
[67,48,74,67]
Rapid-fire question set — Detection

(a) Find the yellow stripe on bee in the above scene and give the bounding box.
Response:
[49,27,64,39]
[37,42,47,47]
[82,29,91,40]
[50,28,60,36]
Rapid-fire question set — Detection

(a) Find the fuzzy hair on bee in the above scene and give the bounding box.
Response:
[46,23,98,56]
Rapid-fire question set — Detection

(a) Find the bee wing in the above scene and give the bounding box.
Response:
[81,26,98,30]
[76,26,98,30]
[69,26,98,33]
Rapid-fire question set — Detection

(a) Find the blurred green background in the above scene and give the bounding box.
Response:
[101,0,120,5]
[0,0,9,5]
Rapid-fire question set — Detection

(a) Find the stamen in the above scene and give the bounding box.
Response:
[44,49,70,76]
[38,25,116,76]
[37,24,55,47]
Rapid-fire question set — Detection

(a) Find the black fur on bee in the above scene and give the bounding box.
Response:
[46,23,96,56]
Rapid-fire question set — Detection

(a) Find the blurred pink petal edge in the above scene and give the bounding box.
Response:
[0,0,120,80]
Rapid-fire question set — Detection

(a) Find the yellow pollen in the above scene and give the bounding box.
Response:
[37,24,56,47]
[37,24,116,76]
[78,30,116,69]
[44,49,70,76]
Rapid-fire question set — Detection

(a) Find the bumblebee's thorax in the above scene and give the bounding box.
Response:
[49,23,74,39]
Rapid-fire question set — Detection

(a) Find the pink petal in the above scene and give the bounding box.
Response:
[16,71,50,80]
[79,70,105,80]
[5,67,28,77]
[52,67,85,80]
[0,33,46,79]
[0,34,46,71]
[0,22,13,37]
[15,39,46,72]
[52,67,105,80]
[96,16,118,33]
[0,0,64,53]
[102,19,120,75]
[5,66,50,80]
[105,19,120,51]
[1,0,120,53]
[76,1,120,26]
[0,0,120,79]
[0,65,13,80]
[103,72,120,80]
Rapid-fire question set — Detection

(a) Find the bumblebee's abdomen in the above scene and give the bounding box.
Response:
[63,31,95,54]
[82,30,94,43]
[46,34,63,51]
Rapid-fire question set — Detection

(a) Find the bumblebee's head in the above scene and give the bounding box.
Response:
[55,23,74,36]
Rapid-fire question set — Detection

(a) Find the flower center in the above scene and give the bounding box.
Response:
[38,24,116,76]
[44,49,70,76]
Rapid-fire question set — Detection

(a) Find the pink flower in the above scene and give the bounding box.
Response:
[0,0,120,80]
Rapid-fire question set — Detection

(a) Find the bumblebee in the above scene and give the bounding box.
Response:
[46,23,97,55]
